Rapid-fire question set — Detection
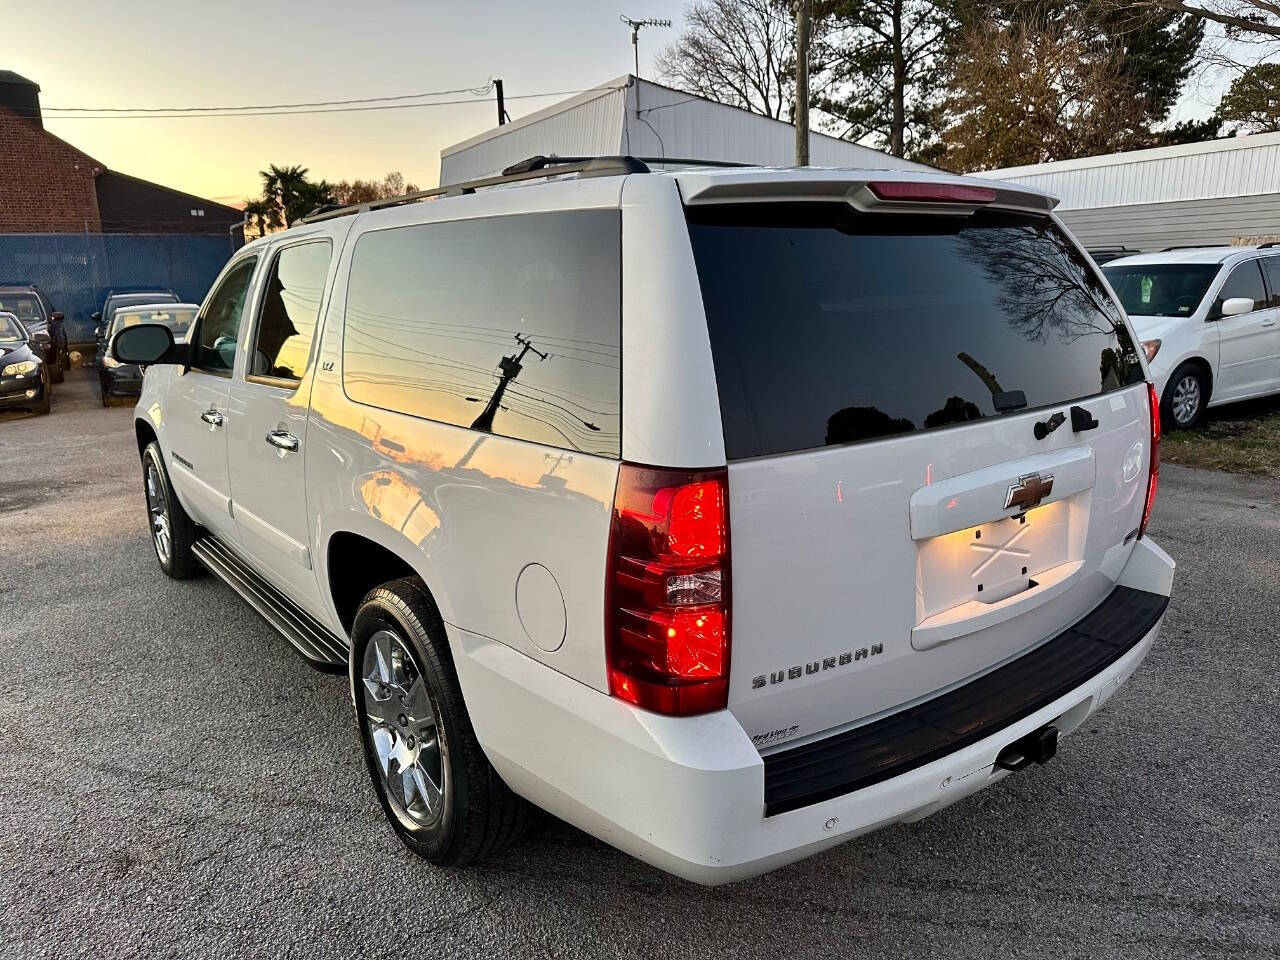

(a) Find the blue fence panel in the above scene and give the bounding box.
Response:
[0,233,239,342]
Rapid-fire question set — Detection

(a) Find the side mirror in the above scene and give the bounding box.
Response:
[1221,297,1255,317]
[91,311,102,323]
[49,311,64,323]
[111,323,186,365]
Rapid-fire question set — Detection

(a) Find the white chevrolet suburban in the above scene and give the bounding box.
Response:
[113,157,1175,885]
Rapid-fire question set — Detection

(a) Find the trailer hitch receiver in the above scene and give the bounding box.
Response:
[995,724,1059,772]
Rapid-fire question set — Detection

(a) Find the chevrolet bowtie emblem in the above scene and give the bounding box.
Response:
[1005,472,1054,511]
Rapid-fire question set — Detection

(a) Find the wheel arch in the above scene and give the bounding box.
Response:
[135,417,158,459]
[323,524,454,639]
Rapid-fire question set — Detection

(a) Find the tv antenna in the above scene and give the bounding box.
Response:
[620,15,671,79]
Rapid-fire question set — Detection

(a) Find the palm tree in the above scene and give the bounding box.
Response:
[259,164,312,226]
[241,198,279,239]
[289,179,336,224]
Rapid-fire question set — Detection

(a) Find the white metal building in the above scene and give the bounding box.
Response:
[975,133,1280,253]
[440,75,931,184]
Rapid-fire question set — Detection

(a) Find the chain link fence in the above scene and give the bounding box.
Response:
[0,233,239,345]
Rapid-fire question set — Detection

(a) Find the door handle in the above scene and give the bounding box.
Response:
[200,408,225,428]
[265,430,300,453]
[1261,320,1276,327]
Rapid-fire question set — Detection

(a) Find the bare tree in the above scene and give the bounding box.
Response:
[331,172,421,206]
[1112,0,1279,75]
[938,14,1152,170]
[1121,1,1280,38]
[657,0,798,120]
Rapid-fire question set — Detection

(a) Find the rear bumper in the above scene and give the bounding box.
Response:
[454,538,1175,885]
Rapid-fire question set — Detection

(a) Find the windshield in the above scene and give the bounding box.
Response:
[688,204,1144,459]
[1102,263,1221,318]
[0,313,25,343]
[0,294,42,325]
[109,306,197,338]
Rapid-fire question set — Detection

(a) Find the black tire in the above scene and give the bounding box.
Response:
[32,377,50,416]
[1161,363,1207,430]
[351,578,532,865]
[100,382,112,407]
[50,361,64,384]
[141,441,201,579]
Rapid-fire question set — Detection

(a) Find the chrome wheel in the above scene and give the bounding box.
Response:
[145,463,171,565]
[1171,374,1202,426]
[361,629,446,826]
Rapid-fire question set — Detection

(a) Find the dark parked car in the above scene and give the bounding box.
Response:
[0,284,67,383]
[98,302,197,405]
[0,311,50,416]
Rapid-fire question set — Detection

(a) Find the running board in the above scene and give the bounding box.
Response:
[191,535,348,671]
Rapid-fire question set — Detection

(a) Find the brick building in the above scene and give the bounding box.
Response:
[0,70,243,239]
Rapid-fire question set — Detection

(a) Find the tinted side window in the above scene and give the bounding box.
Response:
[1263,258,1280,308]
[343,211,621,457]
[1212,261,1266,318]
[195,258,258,373]
[250,241,332,381]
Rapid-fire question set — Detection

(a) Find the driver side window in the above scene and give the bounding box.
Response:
[195,257,258,374]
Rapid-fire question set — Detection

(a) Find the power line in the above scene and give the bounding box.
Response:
[42,82,495,114]
[40,90,588,120]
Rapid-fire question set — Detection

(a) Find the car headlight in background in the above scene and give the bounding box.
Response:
[1,360,37,377]
[1142,339,1162,362]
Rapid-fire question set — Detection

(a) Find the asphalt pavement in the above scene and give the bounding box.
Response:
[0,370,1276,959]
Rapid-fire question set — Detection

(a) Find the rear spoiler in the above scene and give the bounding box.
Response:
[676,170,1058,216]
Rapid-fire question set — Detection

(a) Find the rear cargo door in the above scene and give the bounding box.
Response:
[684,200,1153,751]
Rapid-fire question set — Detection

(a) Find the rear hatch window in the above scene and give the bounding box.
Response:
[686,203,1143,459]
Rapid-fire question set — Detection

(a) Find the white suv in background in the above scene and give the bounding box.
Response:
[113,158,1175,884]
[1103,246,1280,429]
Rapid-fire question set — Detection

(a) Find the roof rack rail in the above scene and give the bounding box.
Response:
[1160,244,1231,251]
[1257,240,1280,248]
[299,154,750,224]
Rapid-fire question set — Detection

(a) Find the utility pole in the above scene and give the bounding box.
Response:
[495,78,506,125]
[794,0,811,167]
[620,15,671,80]
[471,334,549,433]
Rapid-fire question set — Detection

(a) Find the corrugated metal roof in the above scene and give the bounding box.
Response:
[622,77,928,171]
[974,132,1280,210]
[440,81,628,184]
[440,76,930,185]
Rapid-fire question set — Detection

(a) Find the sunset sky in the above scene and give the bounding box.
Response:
[10,1,688,206]
[8,1,1226,209]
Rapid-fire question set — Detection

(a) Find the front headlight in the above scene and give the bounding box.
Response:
[1,360,37,377]
[1142,339,1162,362]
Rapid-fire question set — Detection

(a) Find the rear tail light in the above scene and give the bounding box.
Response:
[1140,382,1160,538]
[606,464,730,716]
